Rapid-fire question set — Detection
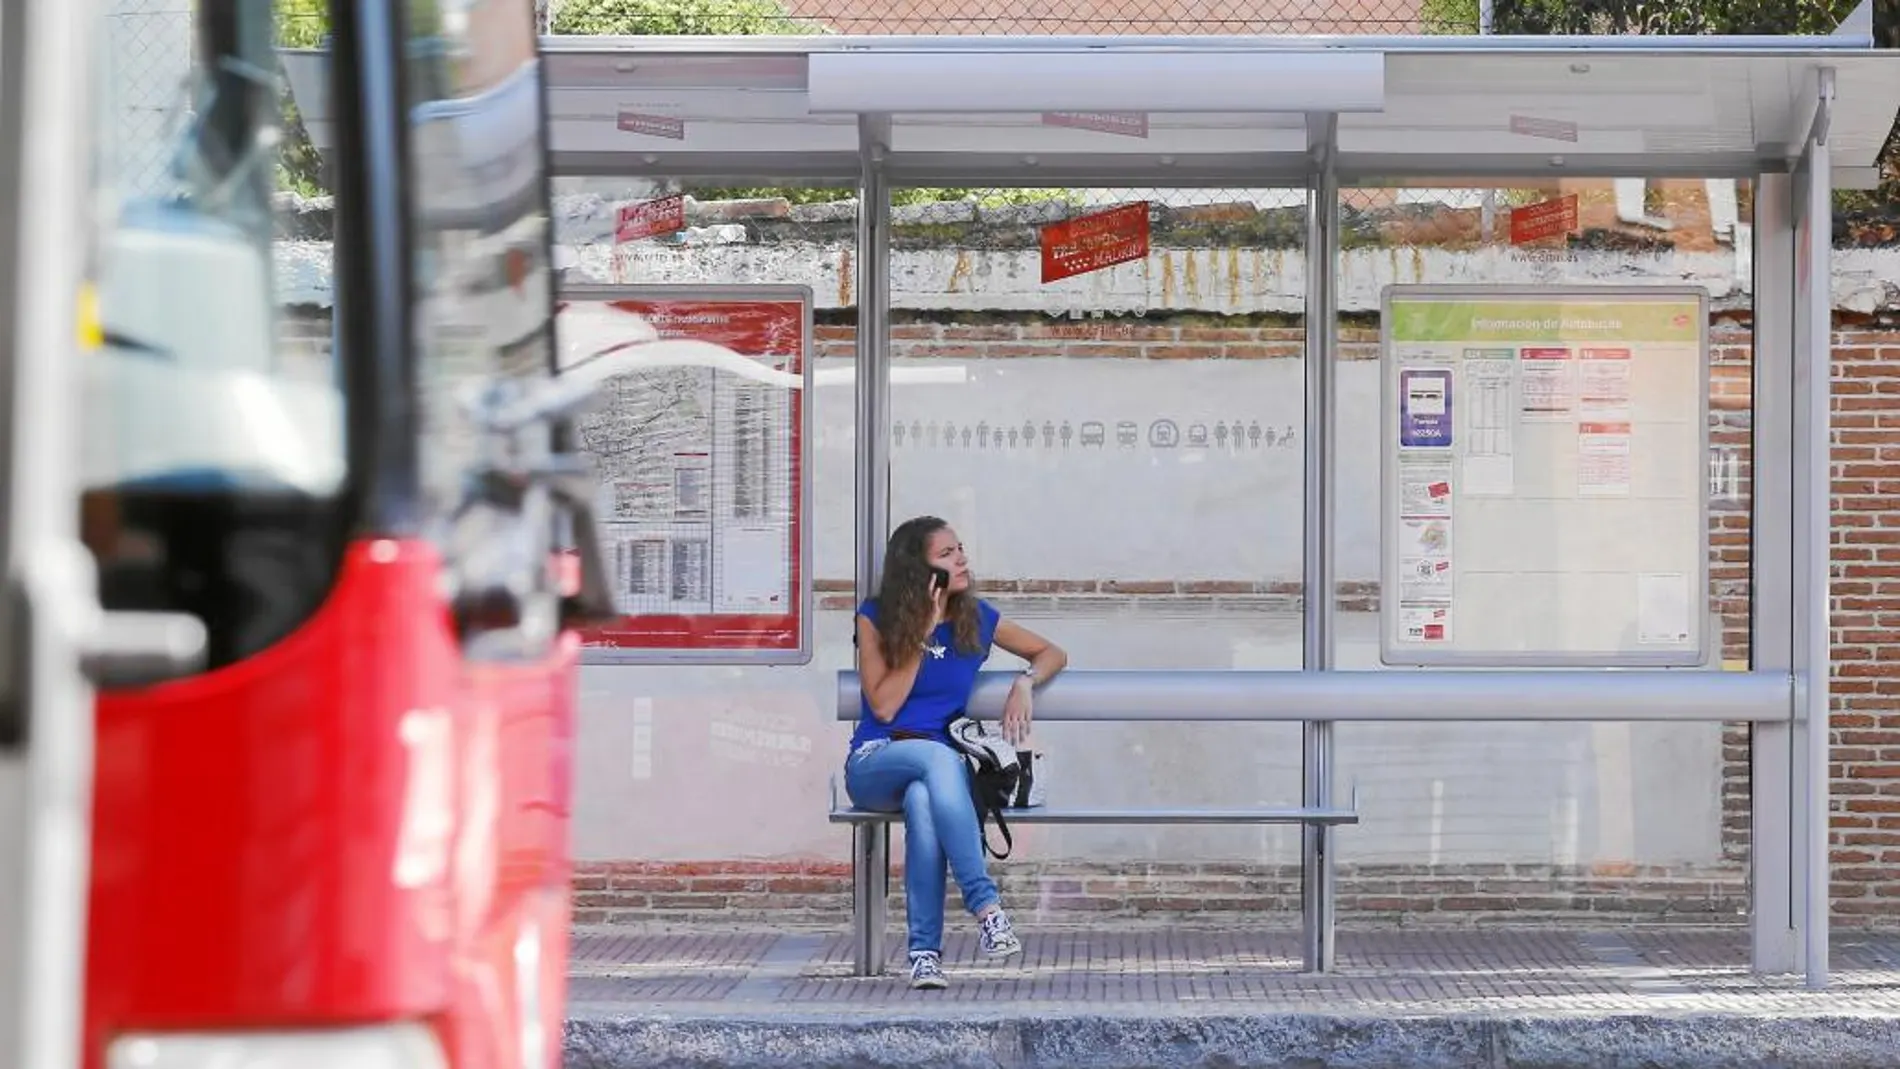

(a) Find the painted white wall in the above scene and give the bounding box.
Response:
[275,228,1900,315]
[571,355,1726,869]
[575,613,1723,868]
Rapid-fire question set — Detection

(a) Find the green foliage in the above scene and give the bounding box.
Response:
[273,0,329,196]
[682,187,853,204]
[1490,0,1864,35]
[930,188,1078,208]
[677,186,1079,208]
[1419,0,1479,33]
[275,0,329,47]
[551,0,827,34]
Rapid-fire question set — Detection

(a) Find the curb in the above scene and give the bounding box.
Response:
[563,1012,1900,1069]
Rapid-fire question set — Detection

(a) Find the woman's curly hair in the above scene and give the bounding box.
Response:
[874,516,980,666]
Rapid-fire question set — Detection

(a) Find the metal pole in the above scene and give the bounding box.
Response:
[1477,0,1496,239]
[0,2,105,1066]
[832,667,1797,723]
[1798,69,1835,991]
[849,116,892,976]
[1301,113,1340,975]
[853,117,892,598]
[850,825,889,975]
[1748,172,1798,976]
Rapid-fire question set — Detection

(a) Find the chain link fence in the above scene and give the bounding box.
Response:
[548,0,1435,35]
[101,1,1884,200]
[777,0,1426,34]
[100,1,332,199]
[103,0,197,199]
[548,0,1884,36]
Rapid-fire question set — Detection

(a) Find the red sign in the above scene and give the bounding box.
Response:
[564,292,809,660]
[1041,111,1149,139]
[1040,202,1151,284]
[616,195,686,243]
[1508,114,1579,143]
[1510,194,1579,245]
[616,109,686,140]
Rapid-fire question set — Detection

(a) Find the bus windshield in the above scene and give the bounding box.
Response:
[81,0,347,672]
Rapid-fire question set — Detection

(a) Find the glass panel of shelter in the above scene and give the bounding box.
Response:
[883,176,1313,867]
[551,168,864,872]
[542,130,1754,900]
[1329,176,1760,925]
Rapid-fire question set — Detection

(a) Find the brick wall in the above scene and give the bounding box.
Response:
[573,860,1746,928]
[1828,331,1900,923]
[573,312,1900,927]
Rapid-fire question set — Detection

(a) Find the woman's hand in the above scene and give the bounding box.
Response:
[1002,676,1034,746]
[927,573,948,633]
[992,619,1064,748]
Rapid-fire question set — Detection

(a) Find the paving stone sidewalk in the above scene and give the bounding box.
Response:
[562,925,1900,1068]
[567,925,1900,1016]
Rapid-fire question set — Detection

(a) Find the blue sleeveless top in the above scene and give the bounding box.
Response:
[849,597,1002,750]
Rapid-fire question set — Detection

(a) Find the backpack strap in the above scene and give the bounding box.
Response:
[971,773,1015,860]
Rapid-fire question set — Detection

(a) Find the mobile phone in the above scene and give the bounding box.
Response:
[928,566,951,592]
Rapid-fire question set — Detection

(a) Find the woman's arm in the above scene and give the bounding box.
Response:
[857,613,925,723]
[993,620,1067,745]
[995,620,1067,687]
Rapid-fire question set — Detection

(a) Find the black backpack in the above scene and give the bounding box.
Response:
[946,716,1020,859]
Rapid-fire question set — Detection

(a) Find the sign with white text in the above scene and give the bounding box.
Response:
[1040,202,1151,283]
[1381,285,1710,668]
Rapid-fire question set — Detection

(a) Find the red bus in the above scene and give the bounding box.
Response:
[1,1,601,1067]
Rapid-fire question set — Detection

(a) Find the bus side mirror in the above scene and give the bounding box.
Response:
[520,454,619,630]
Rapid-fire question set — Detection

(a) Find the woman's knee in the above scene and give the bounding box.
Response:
[917,743,967,785]
[902,779,933,816]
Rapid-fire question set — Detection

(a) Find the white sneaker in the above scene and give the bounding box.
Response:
[978,909,1022,958]
[908,950,948,989]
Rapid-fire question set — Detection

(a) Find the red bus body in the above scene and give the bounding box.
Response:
[82,541,576,1069]
[70,3,599,1065]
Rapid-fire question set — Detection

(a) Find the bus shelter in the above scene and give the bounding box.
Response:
[529,5,1898,988]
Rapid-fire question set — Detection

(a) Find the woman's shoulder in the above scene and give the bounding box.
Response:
[976,597,1002,633]
[857,597,880,622]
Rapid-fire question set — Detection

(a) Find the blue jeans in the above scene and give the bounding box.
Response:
[844,738,1001,955]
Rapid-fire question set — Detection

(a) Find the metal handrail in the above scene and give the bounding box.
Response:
[834,668,1792,723]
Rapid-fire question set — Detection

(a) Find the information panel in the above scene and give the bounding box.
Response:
[559,284,812,665]
[1380,285,1710,667]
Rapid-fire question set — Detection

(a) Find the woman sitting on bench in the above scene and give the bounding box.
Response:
[845,514,1068,989]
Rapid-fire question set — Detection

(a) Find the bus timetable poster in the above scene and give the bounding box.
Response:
[560,284,813,665]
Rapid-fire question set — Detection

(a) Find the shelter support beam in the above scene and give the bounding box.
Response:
[1791,68,1834,992]
[1750,172,1798,977]
[850,823,889,975]
[835,669,1795,723]
[1301,112,1339,976]
[854,117,892,595]
[850,117,893,975]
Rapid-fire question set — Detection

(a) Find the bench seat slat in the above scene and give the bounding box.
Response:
[828,806,1359,826]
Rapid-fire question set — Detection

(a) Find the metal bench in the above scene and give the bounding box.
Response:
[829,669,1361,977]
